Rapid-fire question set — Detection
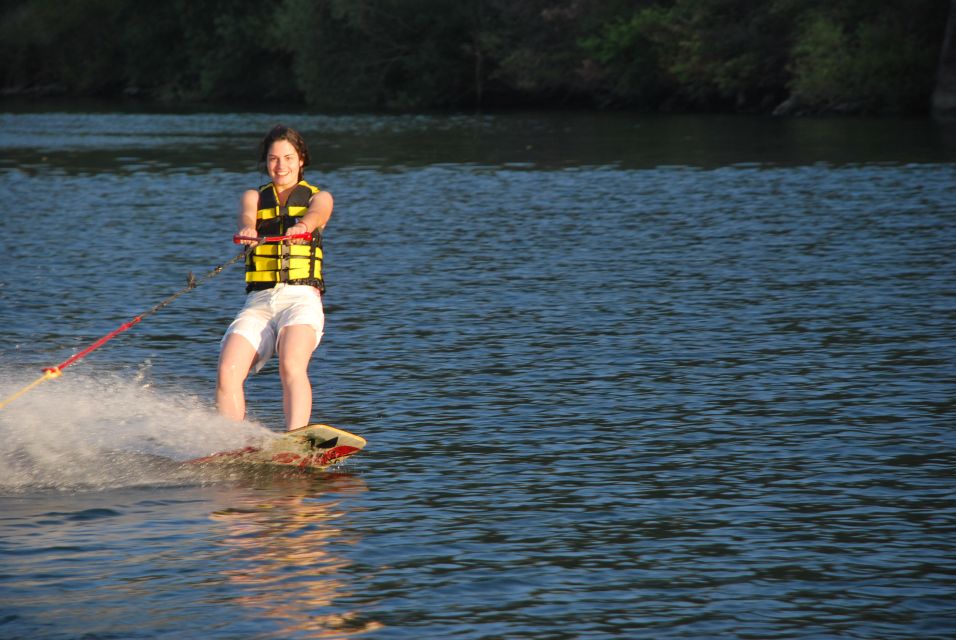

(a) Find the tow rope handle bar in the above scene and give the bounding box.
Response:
[234,233,312,244]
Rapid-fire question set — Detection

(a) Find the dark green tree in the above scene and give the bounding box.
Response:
[0,0,126,95]
[0,0,949,114]
[273,0,482,109]
[933,0,956,116]
[583,0,808,111]
[116,0,297,102]
[784,0,948,114]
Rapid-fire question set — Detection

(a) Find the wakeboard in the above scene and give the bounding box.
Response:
[188,423,366,471]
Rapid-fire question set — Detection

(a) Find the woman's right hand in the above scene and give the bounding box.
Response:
[236,226,259,244]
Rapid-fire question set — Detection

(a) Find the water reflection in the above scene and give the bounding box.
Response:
[208,473,382,638]
[1,110,953,174]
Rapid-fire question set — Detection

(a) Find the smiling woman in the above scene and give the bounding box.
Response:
[216,125,334,431]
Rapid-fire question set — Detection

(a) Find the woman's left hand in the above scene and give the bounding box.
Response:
[288,222,310,243]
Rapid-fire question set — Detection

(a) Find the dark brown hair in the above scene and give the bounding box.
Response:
[258,125,310,181]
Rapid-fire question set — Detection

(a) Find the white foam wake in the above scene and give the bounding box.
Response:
[0,370,275,493]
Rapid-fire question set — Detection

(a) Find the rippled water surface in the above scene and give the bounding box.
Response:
[1,108,955,639]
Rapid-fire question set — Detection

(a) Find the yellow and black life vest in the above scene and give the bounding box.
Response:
[245,180,325,293]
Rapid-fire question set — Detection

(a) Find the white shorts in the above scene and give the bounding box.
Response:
[222,284,324,374]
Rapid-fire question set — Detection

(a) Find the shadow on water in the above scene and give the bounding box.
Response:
[1,109,955,174]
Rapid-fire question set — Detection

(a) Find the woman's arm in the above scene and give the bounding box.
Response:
[236,189,260,242]
[289,190,334,235]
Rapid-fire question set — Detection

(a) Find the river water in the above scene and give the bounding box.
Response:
[0,108,954,639]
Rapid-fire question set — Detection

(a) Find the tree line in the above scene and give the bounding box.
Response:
[0,0,949,115]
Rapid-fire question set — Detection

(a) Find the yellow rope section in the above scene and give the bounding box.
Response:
[0,368,62,411]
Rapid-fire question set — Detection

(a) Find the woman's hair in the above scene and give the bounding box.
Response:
[258,125,310,181]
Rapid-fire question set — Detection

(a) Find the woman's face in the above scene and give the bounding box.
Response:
[266,139,303,189]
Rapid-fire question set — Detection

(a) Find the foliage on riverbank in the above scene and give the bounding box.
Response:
[0,0,947,115]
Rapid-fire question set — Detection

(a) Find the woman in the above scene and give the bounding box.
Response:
[216,125,334,430]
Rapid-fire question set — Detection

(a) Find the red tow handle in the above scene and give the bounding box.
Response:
[234,233,312,244]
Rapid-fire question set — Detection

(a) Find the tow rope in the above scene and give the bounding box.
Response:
[0,233,308,410]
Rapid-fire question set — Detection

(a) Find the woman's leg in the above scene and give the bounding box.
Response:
[277,324,318,430]
[216,333,258,422]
